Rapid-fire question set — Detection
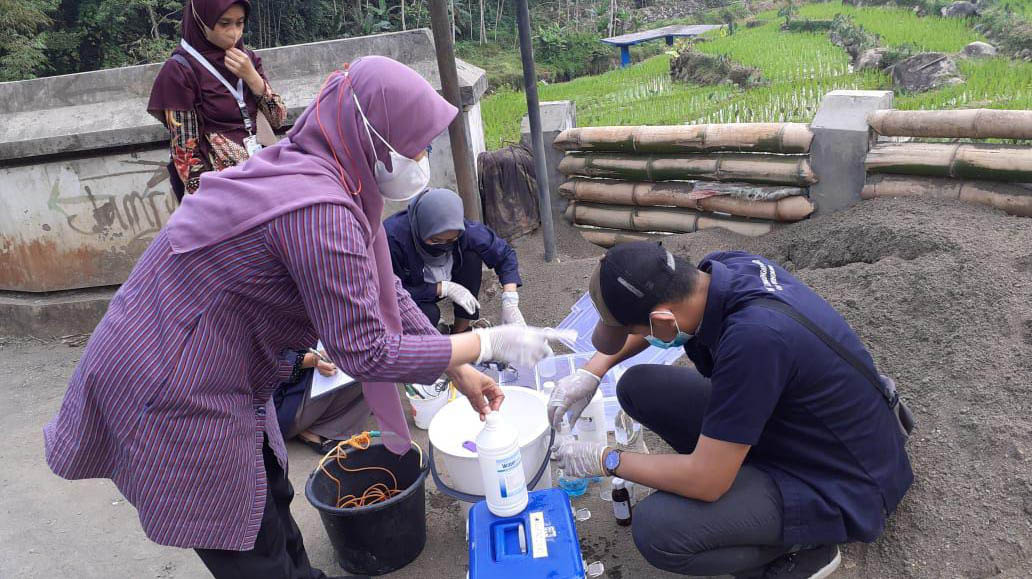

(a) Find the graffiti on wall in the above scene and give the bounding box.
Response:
[45,155,178,243]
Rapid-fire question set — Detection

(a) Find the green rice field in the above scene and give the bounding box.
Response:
[798,1,981,52]
[479,7,1032,150]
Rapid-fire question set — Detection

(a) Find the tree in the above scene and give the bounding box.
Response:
[0,0,56,81]
[479,0,485,44]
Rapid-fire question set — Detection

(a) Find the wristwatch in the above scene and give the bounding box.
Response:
[603,448,623,476]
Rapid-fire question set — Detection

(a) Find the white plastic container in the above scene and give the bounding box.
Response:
[476,412,529,517]
[428,387,552,518]
[407,388,452,430]
[575,389,607,446]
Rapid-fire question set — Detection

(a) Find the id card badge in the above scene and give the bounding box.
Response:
[243,135,262,157]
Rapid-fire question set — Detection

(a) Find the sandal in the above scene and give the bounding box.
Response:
[298,435,339,455]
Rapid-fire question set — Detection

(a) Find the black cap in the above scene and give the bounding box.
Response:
[589,242,679,354]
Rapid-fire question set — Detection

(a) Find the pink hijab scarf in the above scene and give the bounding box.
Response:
[166,56,458,453]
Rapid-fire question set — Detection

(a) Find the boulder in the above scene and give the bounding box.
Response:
[941,1,979,18]
[856,48,890,70]
[962,41,998,58]
[891,52,964,93]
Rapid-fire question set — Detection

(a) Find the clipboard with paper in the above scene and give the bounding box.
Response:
[309,341,358,399]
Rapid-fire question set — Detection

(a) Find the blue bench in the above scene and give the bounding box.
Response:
[601,24,724,67]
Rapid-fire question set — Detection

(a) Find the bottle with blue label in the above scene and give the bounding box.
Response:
[476,411,528,517]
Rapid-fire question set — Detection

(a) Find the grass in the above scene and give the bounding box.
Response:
[456,38,665,92]
[478,7,1031,150]
[896,58,1032,110]
[998,0,1032,19]
[481,19,878,147]
[798,1,982,51]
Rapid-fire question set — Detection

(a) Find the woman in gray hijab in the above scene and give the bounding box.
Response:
[385,188,525,333]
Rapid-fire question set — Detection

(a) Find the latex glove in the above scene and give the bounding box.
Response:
[439,280,480,316]
[557,440,607,479]
[473,325,574,368]
[547,369,601,431]
[500,291,526,326]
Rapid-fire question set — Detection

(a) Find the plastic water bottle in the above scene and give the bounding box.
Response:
[476,412,528,517]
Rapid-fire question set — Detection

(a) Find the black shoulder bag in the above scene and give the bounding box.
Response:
[748,298,916,440]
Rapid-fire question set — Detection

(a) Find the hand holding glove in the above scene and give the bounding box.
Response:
[439,280,480,316]
[500,291,526,326]
[547,369,601,431]
[556,440,607,479]
[473,325,575,368]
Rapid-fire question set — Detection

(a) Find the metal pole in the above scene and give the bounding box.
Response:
[516,0,557,262]
[429,0,483,222]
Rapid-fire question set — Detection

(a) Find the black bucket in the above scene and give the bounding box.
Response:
[305,442,428,576]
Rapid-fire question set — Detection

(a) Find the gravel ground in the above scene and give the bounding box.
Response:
[2,196,1029,578]
[504,197,1032,578]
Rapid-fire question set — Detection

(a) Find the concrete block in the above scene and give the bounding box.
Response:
[810,90,894,213]
[520,101,577,214]
[0,287,115,338]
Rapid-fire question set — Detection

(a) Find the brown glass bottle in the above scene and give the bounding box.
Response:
[611,478,632,526]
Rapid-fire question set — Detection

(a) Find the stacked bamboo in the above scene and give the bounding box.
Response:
[864,109,1032,218]
[555,123,817,247]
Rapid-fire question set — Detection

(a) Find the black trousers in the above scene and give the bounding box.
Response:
[616,364,793,578]
[416,249,484,326]
[195,437,328,579]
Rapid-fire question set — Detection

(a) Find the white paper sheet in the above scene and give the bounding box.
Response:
[309,341,357,399]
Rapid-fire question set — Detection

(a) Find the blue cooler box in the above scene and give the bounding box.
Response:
[468,488,585,579]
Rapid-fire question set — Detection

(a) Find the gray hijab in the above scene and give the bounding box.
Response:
[409,188,466,283]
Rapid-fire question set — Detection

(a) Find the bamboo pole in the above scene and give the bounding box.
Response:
[861,174,1032,218]
[559,153,817,186]
[564,202,775,236]
[559,178,814,221]
[868,109,1032,140]
[576,227,669,248]
[866,142,1032,182]
[553,123,814,154]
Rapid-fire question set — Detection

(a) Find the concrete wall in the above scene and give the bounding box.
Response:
[0,29,487,294]
[521,101,576,216]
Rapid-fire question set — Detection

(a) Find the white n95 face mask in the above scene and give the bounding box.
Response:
[353,92,431,201]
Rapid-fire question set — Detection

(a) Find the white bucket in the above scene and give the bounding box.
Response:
[407,385,454,430]
[428,387,553,516]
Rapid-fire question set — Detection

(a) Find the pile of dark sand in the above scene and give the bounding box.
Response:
[485,196,1031,578]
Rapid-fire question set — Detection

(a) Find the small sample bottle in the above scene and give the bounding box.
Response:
[611,477,632,526]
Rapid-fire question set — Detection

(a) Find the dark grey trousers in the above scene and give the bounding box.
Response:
[617,364,793,577]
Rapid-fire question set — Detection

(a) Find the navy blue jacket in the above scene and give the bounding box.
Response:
[687,251,912,546]
[384,210,522,303]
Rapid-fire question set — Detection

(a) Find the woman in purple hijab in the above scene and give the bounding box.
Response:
[148,0,287,201]
[45,56,562,578]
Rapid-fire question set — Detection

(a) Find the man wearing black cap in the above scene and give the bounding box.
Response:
[551,242,913,579]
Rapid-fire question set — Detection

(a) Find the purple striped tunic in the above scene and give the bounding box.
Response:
[43,203,450,550]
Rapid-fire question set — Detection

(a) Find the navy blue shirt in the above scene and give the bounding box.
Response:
[385,211,522,303]
[685,251,912,546]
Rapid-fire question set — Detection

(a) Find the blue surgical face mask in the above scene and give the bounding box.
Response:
[644,310,695,349]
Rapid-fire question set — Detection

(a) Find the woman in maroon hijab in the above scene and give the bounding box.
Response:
[148,0,287,201]
[46,56,563,578]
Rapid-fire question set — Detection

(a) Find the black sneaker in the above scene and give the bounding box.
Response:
[763,545,841,579]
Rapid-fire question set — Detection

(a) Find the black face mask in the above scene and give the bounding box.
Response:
[421,240,455,257]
